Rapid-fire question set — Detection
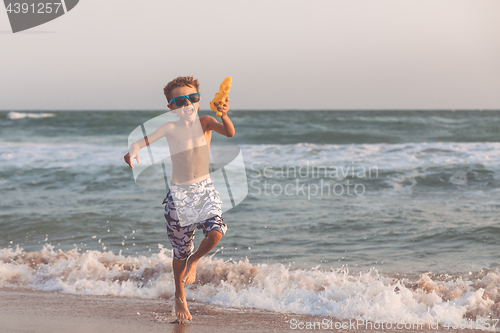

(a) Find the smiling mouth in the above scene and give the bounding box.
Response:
[185,107,195,116]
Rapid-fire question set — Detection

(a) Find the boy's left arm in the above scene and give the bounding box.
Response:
[206,97,235,137]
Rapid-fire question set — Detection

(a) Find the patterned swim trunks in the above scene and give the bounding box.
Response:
[163,177,227,260]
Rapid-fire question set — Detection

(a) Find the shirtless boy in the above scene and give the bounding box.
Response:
[124,76,235,321]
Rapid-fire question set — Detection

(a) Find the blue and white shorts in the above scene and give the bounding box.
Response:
[163,177,227,260]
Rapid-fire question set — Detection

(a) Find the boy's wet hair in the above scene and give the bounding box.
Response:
[163,76,200,103]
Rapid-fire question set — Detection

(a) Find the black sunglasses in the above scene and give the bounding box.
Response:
[168,93,201,107]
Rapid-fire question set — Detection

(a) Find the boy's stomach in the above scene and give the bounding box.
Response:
[170,146,210,185]
[171,172,210,185]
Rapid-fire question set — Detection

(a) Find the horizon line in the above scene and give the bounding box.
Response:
[1,109,499,112]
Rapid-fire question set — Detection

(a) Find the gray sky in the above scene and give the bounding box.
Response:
[1,0,499,110]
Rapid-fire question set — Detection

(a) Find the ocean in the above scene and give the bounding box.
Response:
[1,110,499,324]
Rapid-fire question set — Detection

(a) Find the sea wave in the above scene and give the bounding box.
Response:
[1,245,499,324]
[2,141,499,170]
[2,141,499,195]
[0,141,127,169]
[7,112,56,120]
[242,142,500,173]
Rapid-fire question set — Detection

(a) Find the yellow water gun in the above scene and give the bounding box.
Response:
[210,77,232,117]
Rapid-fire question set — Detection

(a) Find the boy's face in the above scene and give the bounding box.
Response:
[168,85,199,120]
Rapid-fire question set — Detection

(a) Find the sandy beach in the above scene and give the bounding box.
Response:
[0,287,318,333]
[0,287,483,333]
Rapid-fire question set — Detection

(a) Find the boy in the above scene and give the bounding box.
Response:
[124,76,235,321]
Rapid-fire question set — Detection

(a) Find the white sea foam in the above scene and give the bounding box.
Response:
[0,142,126,169]
[7,112,56,120]
[334,115,473,126]
[1,141,498,198]
[1,245,499,325]
[2,141,499,185]
[242,142,500,171]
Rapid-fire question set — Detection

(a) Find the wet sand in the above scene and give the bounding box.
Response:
[0,287,478,333]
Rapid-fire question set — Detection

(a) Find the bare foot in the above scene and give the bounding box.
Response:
[174,295,192,321]
[182,258,198,284]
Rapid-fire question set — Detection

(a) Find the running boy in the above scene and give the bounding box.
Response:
[124,76,235,321]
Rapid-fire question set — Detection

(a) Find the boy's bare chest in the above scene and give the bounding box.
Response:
[166,126,212,155]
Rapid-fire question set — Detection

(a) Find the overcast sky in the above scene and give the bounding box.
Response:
[1,0,499,110]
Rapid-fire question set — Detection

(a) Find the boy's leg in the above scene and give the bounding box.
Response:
[164,189,196,321]
[180,178,226,283]
[182,229,223,284]
[172,258,192,321]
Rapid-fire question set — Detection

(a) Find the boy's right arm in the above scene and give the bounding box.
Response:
[124,122,173,168]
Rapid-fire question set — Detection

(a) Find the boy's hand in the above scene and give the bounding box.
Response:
[214,97,230,116]
[124,152,140,168]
